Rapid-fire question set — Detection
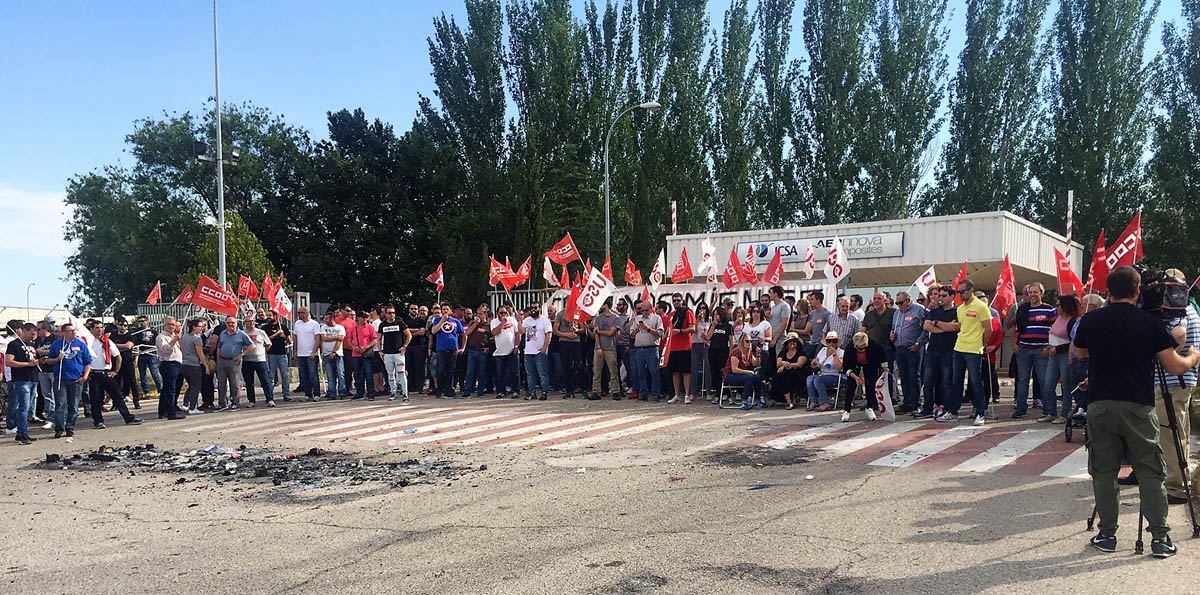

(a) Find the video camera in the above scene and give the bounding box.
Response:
[1137,265,1190,320]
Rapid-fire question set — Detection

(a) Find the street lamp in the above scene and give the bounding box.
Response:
[25,283,35,321]
[211,0,227,289]
[603,100,662,257]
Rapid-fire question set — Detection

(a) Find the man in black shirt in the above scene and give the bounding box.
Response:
[108,317,141,409]
[1073,266,1200,558]
[917,286,958,418]
[402,304,427,394]
[131,316,162,400]
[260,310,293,401]
[6,323,40,444]
[377,306,411,402]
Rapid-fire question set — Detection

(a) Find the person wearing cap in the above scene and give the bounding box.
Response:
[841,331,886,422]
[805,331,843,411]
[774,332,809,410]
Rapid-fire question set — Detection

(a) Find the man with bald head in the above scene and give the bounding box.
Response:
[891,291,926,413]
[627,300,665,401]
[155,317,186,419]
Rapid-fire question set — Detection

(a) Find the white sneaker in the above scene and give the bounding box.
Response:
[188,409,202,415]
[973,414,986,426]
[841,411,851,422]
[683,396,693,404]
[865,408,877,421]
[267,401,276,408]
[935,412,958,422]
[666,397,679,404]
[42,421,54,430]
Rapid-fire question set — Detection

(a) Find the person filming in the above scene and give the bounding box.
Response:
[1072,266,1200,558]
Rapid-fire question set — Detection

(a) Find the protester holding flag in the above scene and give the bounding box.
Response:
[841,332,885,422]
[665,293,696,404]
[85,319,142,428]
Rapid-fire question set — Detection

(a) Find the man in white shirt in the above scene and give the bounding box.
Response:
[292,307,322,401]
[627,300,664,400]
[520,302,553,400]
[86,319,141,428]
[490,305,520,398]
[318,311,346,400]
[155,316,185,420]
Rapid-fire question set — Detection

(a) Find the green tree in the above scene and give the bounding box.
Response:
[178,211,272,292]
[1032,0,1158,246]
[751,0,806,228]
[707,0,756,231]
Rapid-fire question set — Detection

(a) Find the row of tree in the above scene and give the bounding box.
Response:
[65,0,1200,313]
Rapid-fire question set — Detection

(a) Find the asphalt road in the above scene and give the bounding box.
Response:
[1,390,1197,595]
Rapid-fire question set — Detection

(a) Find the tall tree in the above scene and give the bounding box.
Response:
[707,0,756,231]
[1146,1,1200,273]
[178,211,273,292]
[751,0,806,228]
[928,0,1048,217]
[801,0,875,224]
[658,0,714,234]
[1032,0,1158,245]
[855,0,949,220]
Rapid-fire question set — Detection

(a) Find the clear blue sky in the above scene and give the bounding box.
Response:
[0,0,1185,310]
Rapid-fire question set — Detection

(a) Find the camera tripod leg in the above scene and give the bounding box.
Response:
[1135,508,1145,554]
[1155,364,1200,537]
[1087,505,1096,531]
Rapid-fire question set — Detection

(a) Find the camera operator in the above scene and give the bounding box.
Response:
[1073,266,1200,558]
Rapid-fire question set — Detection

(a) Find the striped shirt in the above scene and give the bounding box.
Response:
[1158,305,1200,388]
[1018,303,1057,350]
[827,314,860,350]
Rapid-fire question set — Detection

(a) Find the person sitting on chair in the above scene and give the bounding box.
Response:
[724,334,763,410]
[773,332,809,410]
[805,331,843,412]
[841,331,885,422]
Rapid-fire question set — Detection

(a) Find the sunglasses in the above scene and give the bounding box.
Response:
[956,288,970,294]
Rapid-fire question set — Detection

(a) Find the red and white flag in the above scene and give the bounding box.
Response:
[1054,247,1085,296]
[515,256,532,284]
[426,263,445,292]
[671,247,694,284]
[601,254,614,282]
[722,246,744,289]
[274,286,292,319]
[823,237,849,285]
[1104,212,1142,270]
[912,265,938,298]
[740,245,759,286]
[560,264,571,291]
[237,275,253,297]
[247,280,260,302]
[951,261,969,305]
[563,283,592,324]
[175,285,194,305]
[145,281,162,305]
[545,233,581,265]
[802,244,817,279]
[624,256,642,286]
[640,285,651,304]
[761,248,783,286]
[698,238,718,283]
[194,274,239,316]
[992,255,1016,317]
[1087,230,1108,293]
[649,249,666,290]
[575,266,617,317]
[262,272,274,301]
[489,255,507,286]
[542,256,559,287]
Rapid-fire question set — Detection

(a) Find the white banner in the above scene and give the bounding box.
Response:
[737,231,905,263]
[911,265,938,297]
[649,249,666,290]
[823,236,850,285]
[547,281,831,314]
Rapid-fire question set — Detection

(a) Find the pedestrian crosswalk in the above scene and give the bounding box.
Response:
[171,401,1091,480]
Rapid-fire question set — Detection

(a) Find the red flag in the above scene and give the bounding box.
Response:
[262,272,274,301]
[740,245,759,286]
[563,283,592,324]
[1054,247,1085,296]
[515,256,532,283]
[176,285,194,304]
[671,247,694,284]
[545,233,581,265]
[1105,212,1142,269]
[601,254,614,282]
[237,275,252,296]
[1087,230,1109,293]
[573,271,582,288]
[992,255,1016,318]
[640,285,651,303]
[559,264,570,291]
[951,261,969,305]
[722,247,745,290]
[246,281,260,302]
[624,256,642,286]
[426,263,445,292]
[762,248,784,286]
[145,281,161,305]
[194,274,239,316]
[489,255,506,286]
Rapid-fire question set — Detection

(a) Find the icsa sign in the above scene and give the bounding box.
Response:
[737,231,904,263]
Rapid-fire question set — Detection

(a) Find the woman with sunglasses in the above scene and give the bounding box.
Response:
[745,307,772,350]
[806,331,843,411]
[731,306,747,345]
[724,334,764,409]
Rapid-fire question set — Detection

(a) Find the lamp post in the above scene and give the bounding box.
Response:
[211,0,227,289]
[25,283,35,322]
[603,100,661,257]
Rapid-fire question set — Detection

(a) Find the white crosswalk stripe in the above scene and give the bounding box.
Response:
[454,415,606,445]
[290,408,471,437]
[503,415,651,447]
[361,412,517,441]
[402,413,561,444]
[236,406,420,434]
[760,422,845,450]
[821,422,924,458]
[309,409,496,440]
[182,404,389,432]
[547,416,709,450]
[869,426,987,468]
[1041,445,1090,479]
[951,429,1058,474]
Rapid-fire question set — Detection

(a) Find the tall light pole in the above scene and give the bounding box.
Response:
[25,283,35,321]
[603,100,661,257]
[212,0,227,289]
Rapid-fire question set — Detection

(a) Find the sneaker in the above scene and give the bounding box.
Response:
[613,394,622,401]
[1011,410,1026,419]
[1168,495,1189,505]
[1037,415,1055,422]
[683,396,693,404]
[126,417,143,425]
[41,421,54,430]
[1050,416,1066,424]
[16,436,32,445]
[666,396,679,404]
[65,431,74,437]
[588,393,601,401]
[1071,409,1087,421]
[840,411,851,422]
[229,405,239,411]
[267,401,277,408]
[973,414,986,426]
[755,400,767,409]
[388,394,398,401]
[402,396,410,404]
[1033,399,1042,409]
[1090,534,1117,553]
[913,411,935,419]
[53,431,63,439]
[539,393,548,401]
[1150,537,1177,558]
[865,408,877,421]
[94,423,106,429]
[188,409,202,415]
[935,412,958,423]
[249,402,258,408]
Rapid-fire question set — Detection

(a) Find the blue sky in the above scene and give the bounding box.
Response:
[0,0,1186,310]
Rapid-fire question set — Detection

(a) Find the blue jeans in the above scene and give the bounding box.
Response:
[158,361,181,417]
[324,355,344,398]
[242,360,272,403]
[1014,348,1047,414]
[435,350,458,397]
[6,381,35,438]
[37,371,57,423]
[921,350,953,415]
[299,356,320,398]
[629,346,660,398]
[725,372,762,402]
[690,343,710,396]
[494,354,518,394]
[806,374,839,405]
[353,356,375,398]
[1069,360,1089,410]
[549,352,564,391]
[523,352,551,395]
[1043,351,1071,417]
[268,354,291,398]
[895,346,922,409]
[139,354,162,394]
[464,349,489,395]
[951,351,986,417]
[54,379,84,433]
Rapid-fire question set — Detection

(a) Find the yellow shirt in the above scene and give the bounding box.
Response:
[954,298,992,354]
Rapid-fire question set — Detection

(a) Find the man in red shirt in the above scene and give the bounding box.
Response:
[334,306,357,398]
[348,311,379,400]
[666,293,697,404]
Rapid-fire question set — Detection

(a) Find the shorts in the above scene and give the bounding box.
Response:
[372,352,384,369]
[668,350,690,373]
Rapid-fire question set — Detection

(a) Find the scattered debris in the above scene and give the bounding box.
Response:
[575,467,587,474]
[667,476,686,483]
[747,483,775,491]
[804,474,814,480]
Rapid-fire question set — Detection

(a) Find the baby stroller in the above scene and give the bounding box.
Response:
[1064,379,1089,444]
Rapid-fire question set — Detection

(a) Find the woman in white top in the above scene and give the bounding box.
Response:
[689,302,711,399]
[731,306,747,344]
[242,317,275,408]
[1041,294,1080,423]
[744,306,773,349]
[805,331,843,411]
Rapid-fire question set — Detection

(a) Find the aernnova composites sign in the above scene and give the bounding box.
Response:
[736,231,905,262]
